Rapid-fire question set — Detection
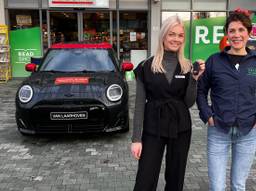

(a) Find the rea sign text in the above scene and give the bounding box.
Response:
[195,26,224,44]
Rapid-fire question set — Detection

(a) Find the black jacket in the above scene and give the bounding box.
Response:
[134,57,193,138]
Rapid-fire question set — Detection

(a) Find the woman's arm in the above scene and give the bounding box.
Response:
[131,78,146,160]
[184,60,205,108]
[132,78,146,143]
[196,57,213,124]
[184,74,197,108]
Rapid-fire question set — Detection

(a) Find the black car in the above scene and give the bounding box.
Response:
[15,43,133,135]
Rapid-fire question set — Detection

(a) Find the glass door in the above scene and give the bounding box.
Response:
[50,12,78,44]
[82,12,110,43]
[119,11,148,65]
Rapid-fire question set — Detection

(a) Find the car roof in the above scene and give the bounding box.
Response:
[50,42,112,49]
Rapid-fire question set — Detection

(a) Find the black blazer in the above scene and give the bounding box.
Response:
[134,57,192,138]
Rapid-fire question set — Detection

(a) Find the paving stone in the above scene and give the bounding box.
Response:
[0,79,255,190]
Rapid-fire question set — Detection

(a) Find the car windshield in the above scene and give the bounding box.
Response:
[39,49,116,72]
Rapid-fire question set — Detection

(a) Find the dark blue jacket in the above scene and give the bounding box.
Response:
[196,47,256,134]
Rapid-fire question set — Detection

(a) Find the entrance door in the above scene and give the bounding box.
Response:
[50,12,78,44]
[119,11,148,65]
[82,12,110,43]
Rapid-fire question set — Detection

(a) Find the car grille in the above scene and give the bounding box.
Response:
[36,122,105,133]
[31,101,107,133]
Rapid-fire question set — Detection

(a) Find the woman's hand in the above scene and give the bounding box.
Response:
[208,117,215,127]
[192,59,205,81]
[131,142,142,160]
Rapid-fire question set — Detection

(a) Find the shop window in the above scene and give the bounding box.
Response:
[42,11,48,52]
[235,11,256,50]
[112,12,117,53]
[50,12,78,44]
[7,0,39,8]
[192,12,226,61]
[162,0,190,10]
[119,0,148,10]
[9,10,40,30]
[42,0,49,9]
[229,0,256,10]
[109,0,116,9]
[119,12,148,64]
[162,12,191,59]
[83,12,110,43]
[250,12,256,50]
[193,0,226,11]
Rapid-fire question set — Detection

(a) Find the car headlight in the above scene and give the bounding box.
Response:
[106,84,123,102]
[18,85,33,103]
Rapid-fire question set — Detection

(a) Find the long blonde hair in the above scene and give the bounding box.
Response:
[152,15,191,74]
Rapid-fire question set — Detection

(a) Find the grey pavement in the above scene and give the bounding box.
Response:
[0,79,255,191]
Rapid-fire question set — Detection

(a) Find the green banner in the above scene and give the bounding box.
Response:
[10,27,42,77]
[252,15,256,23]
[190,17,226,62]
[184,22,190,60]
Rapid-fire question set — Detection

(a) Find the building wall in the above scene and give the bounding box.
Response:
[150,1,161,55]
[3,0,256,61]
[0,0,5,24]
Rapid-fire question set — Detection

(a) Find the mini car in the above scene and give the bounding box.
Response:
[15,43,133,135]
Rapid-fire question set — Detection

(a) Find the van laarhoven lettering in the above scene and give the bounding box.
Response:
[50,112,88,120]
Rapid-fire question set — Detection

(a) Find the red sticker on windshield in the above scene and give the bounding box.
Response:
[55,77,89,85]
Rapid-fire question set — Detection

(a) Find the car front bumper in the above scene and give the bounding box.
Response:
[16,99,128,134]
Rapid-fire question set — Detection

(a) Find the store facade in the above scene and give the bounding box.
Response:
[155,0,256,61]
[4,0,149,77]
[1,0,256,77]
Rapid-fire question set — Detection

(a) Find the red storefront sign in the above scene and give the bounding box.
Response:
[49,0,109,8]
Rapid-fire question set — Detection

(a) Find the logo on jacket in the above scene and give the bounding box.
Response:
[174,75,185,79]
[247,67,256,76]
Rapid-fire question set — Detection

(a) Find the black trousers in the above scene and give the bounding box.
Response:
[133,130,192,191]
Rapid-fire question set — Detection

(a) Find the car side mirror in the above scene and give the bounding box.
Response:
[25,63,37,72]
[30,57,42,65]
[121,62,134,71]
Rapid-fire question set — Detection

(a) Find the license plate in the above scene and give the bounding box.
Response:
[50,111,88,120]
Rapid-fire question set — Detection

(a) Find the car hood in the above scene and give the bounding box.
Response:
[23,72,124,95]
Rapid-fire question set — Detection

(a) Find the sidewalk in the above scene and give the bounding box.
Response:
[0,79,255,191]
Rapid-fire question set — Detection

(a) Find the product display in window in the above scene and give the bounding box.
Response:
[0,25,11,82]
[50,12,78,43]
[0,54,9,63]
[119,12,148,62]
[9,10,40,31]
[248,16,256,50]
[0,45,9,53]
[119,29,147,61]
[0,34,6,44]
[83,12,110,43]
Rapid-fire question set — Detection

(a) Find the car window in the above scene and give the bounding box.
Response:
[39,49,116,72]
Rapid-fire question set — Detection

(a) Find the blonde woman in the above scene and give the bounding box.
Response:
[131,15,205,191]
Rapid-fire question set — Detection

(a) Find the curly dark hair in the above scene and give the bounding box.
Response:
[224,11,252,34]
